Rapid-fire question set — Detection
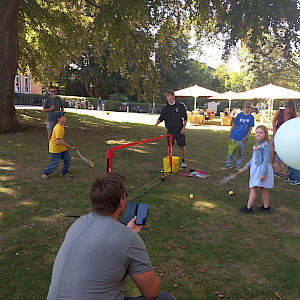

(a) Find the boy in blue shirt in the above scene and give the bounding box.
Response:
[222,101,254,171]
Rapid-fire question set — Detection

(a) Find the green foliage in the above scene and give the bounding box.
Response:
[108,93,128,102]
[16,0,300,102]
[18,0,90,84]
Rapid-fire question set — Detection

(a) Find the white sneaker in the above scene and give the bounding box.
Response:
[181,161,187,168]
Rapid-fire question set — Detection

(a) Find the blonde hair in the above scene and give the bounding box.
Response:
[256,125,270,144]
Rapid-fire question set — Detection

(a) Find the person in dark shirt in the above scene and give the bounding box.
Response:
[155,90,188,168]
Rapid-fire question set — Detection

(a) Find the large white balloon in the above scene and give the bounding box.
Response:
[274,118,300,170]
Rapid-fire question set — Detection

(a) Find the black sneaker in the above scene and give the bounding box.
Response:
[256,205,270,213]
[221,165,233,170]
[238,206,253,214]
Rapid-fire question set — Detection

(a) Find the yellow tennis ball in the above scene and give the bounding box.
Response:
[229,191,234,195]
[189,194,194,199]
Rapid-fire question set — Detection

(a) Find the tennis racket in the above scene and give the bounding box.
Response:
[76,149,94,168]
[219,170,243,184]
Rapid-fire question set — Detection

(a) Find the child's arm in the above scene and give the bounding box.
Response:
[56,139,76,151]
[227,123,235,139]
[242,160,252,172]
[260,144,271,180]
[242,126,253,143]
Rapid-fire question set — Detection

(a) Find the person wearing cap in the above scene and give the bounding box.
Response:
[47,172,175,300]
[222,101,255,171]
[43,87,64,142]
[42,112,76,180]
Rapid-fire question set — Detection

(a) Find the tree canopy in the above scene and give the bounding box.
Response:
[0,0,299,132]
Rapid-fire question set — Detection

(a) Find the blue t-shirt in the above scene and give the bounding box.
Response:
[231,112,254,141]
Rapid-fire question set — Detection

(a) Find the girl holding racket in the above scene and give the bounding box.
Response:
[238,125,274,214]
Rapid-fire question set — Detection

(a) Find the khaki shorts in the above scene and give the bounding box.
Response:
[46,120,57,134]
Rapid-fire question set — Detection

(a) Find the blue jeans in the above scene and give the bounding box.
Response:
[288,167,299,181]
[226,139,245,168]
[43,150,71,175]
[125,291,174,300]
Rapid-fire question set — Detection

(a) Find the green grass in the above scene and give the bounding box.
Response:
[1,110,299,300]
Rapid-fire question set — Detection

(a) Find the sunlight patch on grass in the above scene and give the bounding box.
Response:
[193,201,216,210]
[20,114,34,120]
[0,158,15,165]
[0,175,14,181]
[106,139,134,145]
[18,201,35,207]
[0,187,16,195]
[0,166,15,171]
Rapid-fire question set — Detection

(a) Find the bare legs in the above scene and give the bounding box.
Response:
[247,187,270,209]
[180,146,185,161]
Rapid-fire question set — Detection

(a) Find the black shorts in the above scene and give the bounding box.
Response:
[167,130,186,147]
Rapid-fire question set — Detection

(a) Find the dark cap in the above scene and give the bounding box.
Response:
[54,111,65,120]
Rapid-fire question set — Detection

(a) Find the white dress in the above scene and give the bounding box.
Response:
[249,145,274,188]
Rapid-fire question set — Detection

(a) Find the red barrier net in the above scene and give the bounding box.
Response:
[106,134,173,172]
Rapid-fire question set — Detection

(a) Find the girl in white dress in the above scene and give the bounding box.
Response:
[238,125,274,214]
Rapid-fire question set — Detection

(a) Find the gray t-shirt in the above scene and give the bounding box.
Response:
[47,213,153,300]
[43,96,63,121]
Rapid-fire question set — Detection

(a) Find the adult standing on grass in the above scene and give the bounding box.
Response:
[222,101,254,171]
[47,172,175,300]
[43,87,64,142]
[272,99,299,185]
[155,90,188,168]
[42,112,76,180]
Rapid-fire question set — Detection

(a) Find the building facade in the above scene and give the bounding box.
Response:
[14,74,43,95]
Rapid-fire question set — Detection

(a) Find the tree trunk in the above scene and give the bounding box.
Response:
[0,0,21,133]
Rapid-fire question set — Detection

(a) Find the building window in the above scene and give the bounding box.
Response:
[15,76,21,93]
[24,74,30,94]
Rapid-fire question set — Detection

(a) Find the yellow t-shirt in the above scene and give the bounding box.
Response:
[49,124,67,153]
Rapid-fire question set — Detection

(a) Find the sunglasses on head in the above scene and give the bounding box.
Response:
[50,90,57,93]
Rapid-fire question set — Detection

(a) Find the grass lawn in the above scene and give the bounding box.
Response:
[1,110,299,300]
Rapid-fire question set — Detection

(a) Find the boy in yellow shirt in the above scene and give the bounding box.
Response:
[42,112,76,179]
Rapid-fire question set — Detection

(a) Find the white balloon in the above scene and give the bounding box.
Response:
[274,118,300,170]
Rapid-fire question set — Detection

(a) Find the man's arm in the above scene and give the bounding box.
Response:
[181,119,187,134]
[130,270,160,299]
[155,120,161,127]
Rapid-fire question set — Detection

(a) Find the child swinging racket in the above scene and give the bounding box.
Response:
[55,140,94,168]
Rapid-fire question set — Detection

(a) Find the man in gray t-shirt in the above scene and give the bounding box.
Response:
[43,87,63,141]
[47,173,174,300]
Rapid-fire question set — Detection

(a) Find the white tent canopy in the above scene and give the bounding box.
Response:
[174,84,220,111]
[209,90,252,111]
[239,83,300,126]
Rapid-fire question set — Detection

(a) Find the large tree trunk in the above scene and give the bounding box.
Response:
[0,0,21,133]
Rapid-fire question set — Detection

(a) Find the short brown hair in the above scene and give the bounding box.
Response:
[89,172,126,215]
[165,90,175,96]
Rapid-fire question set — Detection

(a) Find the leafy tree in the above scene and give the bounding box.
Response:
[1,0,299,132]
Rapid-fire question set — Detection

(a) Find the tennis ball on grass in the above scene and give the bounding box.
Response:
[229,191,234,196]
[189,194,194,199]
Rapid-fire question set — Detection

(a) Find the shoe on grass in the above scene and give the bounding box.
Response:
[42,174,49,180]
[284,177,292,182]
[221,165,233,170]
[256,205,270,213]
[274,172,281,177]
[235,167,243,172]
[238,206,253,214]
[61,173,74,178]
[181,161,187,168]
[290,180,300,185]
